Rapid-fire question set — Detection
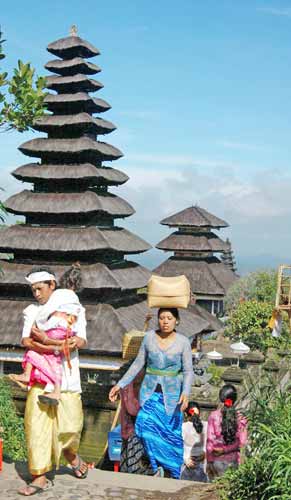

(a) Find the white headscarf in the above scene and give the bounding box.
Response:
[25,271,56,285]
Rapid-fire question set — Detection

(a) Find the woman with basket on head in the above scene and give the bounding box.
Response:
[109,275,194,479]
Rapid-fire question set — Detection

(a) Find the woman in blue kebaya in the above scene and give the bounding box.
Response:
[109,308,194,479]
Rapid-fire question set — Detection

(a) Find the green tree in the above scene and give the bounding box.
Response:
[225,270,277,313]
[219,376,291,500]
[225,300,289,352]
[0,377,27,460]
[0,28,46,223]
[0,27,46,132]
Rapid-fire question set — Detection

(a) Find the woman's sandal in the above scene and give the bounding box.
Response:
[71,455,89,479]
[18,479,53,496]
[38,394,59,406]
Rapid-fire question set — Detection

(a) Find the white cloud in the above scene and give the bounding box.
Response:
[118,110,161,120]
[257,7,291,17]
[123,153,239,169]
[2,154,291,272]
[114,163,291,267]
[218,140,264,151]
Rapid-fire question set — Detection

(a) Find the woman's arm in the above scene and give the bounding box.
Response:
[181,338,194,396]
[206,414,216,458]
[238,415,248,449]
[118,337,147,389]
[179,338,194,411]
[22,337,60,354]
[109,336,147,402]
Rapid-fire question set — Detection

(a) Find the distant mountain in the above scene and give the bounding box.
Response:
[236,254,288,275]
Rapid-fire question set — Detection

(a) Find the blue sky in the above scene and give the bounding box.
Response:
[1,0,291,273]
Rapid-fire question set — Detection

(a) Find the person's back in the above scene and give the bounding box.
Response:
[181,402,208,482]
[206,385,247,480]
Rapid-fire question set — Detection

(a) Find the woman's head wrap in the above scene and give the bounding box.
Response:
[25,271,56,285]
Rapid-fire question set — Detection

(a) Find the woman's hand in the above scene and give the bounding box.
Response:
[185,458,195,469]
[213,447,224,456]
[31,326,48,344]
[179,393,188,412]
[68,337,77,351]
[109,385,121,402]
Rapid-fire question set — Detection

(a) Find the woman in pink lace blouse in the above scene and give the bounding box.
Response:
[206,384,247,479]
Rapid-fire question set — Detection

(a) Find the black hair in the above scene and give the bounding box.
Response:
[59,262,82,292]
[219,384,238,445]
[157,307,180,321]
[26,266,56,286]
[185,401,203,434]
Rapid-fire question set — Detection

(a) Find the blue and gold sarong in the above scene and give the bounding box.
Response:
[135,392,183,479]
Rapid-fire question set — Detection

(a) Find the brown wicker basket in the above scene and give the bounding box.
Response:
[122,329,146,360]
[122,315,152,360]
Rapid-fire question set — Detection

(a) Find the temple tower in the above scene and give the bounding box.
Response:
[154,205,238,315]
[0,33,221,365]
[221,238,237,273]
[0,30,153,356]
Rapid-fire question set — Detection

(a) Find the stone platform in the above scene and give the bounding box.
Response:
[0,461,218,500]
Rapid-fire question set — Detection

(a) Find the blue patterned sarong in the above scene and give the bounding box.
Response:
[135,392,183,479]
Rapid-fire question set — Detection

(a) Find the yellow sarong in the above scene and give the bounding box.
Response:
[24,384,83,476]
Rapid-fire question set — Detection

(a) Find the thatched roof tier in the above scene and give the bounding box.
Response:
[154,256,237,296]
[0,225,151,254]
[156,232,228,253]
[19,137,123,163]
[34,113,116,135]
[46,74,103,93]
[45,57,101,76]
[4,190,134,218]
[161,206,229,229]
[47,35,100,59]
[0,298,220,352]
[0,260,150,292]
[44,92,111,114]
[12,163,128,186]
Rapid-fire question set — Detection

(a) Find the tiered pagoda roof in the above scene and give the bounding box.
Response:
[221,238,237,273]
[0,31,217,353]
[154,206,237,300]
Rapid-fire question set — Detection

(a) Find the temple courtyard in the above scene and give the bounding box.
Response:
[0,461,218,500]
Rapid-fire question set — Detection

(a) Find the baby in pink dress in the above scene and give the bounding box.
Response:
[10,290,81,406]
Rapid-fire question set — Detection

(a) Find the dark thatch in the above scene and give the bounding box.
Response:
[0,225,151,254]
[4,190,135,218]
[19,137,123,162]
[191,303,222,331]
[0,298,220,353]
[0,32,155,356]
[46,74,103,93]
[154,256,237,296]
[45,57,100,76]
[156,231,228,253]
[161,206,229,229]
[47,35,100,59]
[34,113,116,135]
[44,93,111,114]
[0,260,151,291]
[12,163,129,185]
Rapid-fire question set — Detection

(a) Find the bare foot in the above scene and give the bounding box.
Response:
[11,373,30,383]
[8,374,29,390]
